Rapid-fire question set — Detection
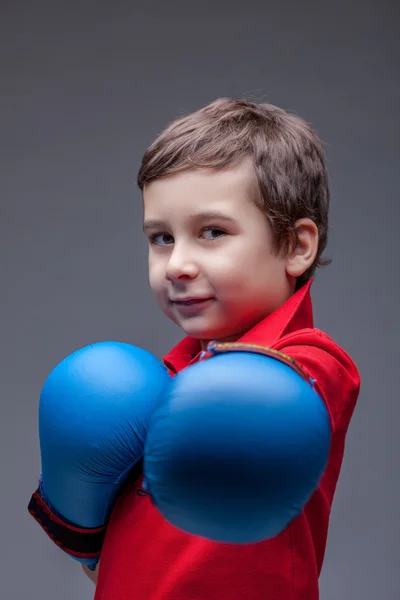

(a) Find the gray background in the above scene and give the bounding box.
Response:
[1,1,399,598]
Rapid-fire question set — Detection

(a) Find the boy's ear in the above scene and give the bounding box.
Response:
[285,219,319,278]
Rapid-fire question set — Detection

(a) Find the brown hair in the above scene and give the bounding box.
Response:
[137,98,330,288]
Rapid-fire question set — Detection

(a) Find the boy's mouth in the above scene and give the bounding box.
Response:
[170,297,214,308]
[170,296,213,314]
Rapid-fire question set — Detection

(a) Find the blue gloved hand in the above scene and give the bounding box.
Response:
[28,341,171,569]
[144,342,331,544]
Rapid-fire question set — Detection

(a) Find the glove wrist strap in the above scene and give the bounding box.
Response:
[204,341,312,383]
[28,487,105,559]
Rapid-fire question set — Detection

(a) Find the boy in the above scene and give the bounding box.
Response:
[86,98,360,599]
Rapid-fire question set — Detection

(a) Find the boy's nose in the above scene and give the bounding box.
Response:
[165,248,199,281]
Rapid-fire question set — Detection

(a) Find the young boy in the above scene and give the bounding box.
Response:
[86,98,360,599]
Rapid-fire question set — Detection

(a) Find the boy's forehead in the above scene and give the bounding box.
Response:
[144,161,253,193]
[142,163,255,221]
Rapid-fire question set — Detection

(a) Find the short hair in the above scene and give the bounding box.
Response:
[137,98,330,288]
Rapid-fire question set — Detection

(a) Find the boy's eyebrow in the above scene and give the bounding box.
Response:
[143,211,238,232]
[143,219,166,233]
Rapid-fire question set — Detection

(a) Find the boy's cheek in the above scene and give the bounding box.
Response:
[148,264,164,290]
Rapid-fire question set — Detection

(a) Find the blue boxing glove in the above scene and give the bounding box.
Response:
[144,342,331,544]
[28,341,171,569]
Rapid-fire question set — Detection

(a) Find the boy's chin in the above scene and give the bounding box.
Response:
[164,306,246,342]
[177,321,240,344]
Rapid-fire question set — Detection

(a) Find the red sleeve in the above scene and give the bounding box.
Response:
[273,329,361,571]
[273,328,361,434]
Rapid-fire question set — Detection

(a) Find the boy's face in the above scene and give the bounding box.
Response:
[143,161,294,345]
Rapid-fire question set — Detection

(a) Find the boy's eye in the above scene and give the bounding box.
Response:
[202,228,226,240]
[150,233,174,246]
[149,228,226,245]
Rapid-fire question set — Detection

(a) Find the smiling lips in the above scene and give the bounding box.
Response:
[171,297,214,309]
